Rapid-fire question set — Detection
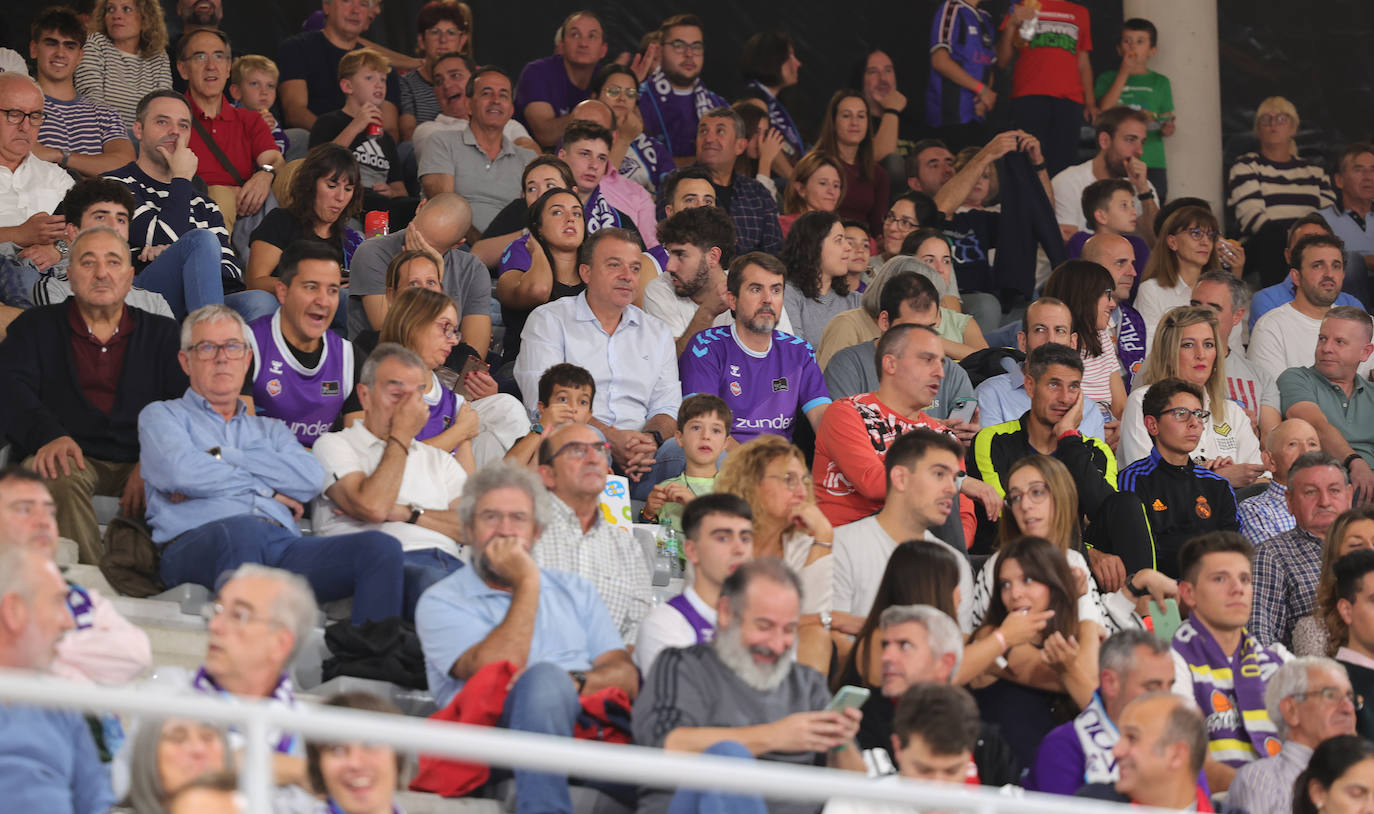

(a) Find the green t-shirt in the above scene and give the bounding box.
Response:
[654,473,717,533]
[1094,69,1174,169]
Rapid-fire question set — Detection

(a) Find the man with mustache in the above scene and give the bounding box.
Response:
[416,462,637,813]
[633,558,864,814]
[1051,107,1159,243]
[1252,233,1374,385]
[1279,307,1374,505]
[679,252,831,446]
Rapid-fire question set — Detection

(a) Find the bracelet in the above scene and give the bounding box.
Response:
[1031,161,1047,173]
[1057,429,1081,441]
[1346,453,1365,471]
[882,107,902,118]
[1137,189,1155,201]
[974,81,985,94]
[993,629,1009,653]
[387,436,410,454]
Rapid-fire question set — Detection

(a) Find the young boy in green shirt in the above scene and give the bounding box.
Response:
[641,395,731,530]
[1095,18,1175,200]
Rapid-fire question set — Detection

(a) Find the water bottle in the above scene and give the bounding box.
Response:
[662,525,685,580]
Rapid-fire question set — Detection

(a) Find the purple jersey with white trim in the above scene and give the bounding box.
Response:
[418,373,466,452]
[514,55,590,124]
[926,0,996,127]
[247,312,353,448]
[679,325,831,442]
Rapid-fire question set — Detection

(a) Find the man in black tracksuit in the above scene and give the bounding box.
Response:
[1117,378,1239,578]
[967,343,1154,586]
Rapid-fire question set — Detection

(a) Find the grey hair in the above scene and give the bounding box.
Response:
[359,343,427,387]
[1265,656,1346,740]
[456,462,552,533]
[1099,628,1172,675]
[702,105,747,140]
[1290,450,1348,486]
[222,564,318,662]
[866,255,943,319]
[879,604,964,679]
[1194,270,1251,315]
[1326,305,1374,342]
[0,71,42,99]
[181,304,250,350]
[70,224,131,264]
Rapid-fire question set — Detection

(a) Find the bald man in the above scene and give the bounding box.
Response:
[0,72,76,336]
[347,191,489,349]
[567,103,659,249]
[1082,232,1147,385]
[1239,419,1323,546]
[1076,693,1211,810]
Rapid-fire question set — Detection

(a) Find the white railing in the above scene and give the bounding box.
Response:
[0,670,1167,814]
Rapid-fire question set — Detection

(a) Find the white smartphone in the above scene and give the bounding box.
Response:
[826,685,872,712]
[947,397,978,424]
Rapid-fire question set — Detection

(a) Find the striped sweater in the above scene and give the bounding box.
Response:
[1226,151,1334,236]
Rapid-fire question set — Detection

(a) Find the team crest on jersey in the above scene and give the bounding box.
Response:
[1215,422,1232,437]
[1152,498,1167,511]
[729,381,742,396]
[772,377,789,392]
[1195,497,1212,519]
[321,381,340,397]
[266,378,282,397]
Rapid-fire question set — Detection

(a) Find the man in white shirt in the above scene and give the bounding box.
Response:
[515,227,681,499]
[412,52,538,164]
[1251,232,1374,385]
[312,343,466,618]
[0,72,75,336]
[1189,270,1278,436]
[832,428,974,638]
[1051,107,1158,243]
[634,492,753,673]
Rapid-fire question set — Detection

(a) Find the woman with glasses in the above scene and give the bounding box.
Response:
[1136,205,1246,352]
[590,65,674,195]
[779,152,846,237]
[1042,260,1125,420]
[1227,96,1335,285]
[815,90,890,235]
[398,1,473,141]
[73,0,171,128]
[379,287,479,472]
[1295,507,1374,657]
[495,186,586,366]
[1118,305,1263,486]
[715,435,834,673]
[867,191,940,276]
[307,692,409,814]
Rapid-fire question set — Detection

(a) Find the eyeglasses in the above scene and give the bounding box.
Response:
[0,108,45,127]
[1159,407,1211,423]
[664,39,705,55]
[1258,113,1293,127]
[201,601,281,630]
[426,23,469,36]
[187,340,249,361]
[434,321,460,340]
[600,86,639,101]
[1178,227,1218,243]
[884,211,919,230]
[1006,483,1051,509]
[546,440,611,463]
[764,472,813,492]
[1292,687,1364,710]
[185,52,230,64]
[475,509,532,527]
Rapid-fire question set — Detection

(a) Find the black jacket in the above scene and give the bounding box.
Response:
[1118,448,1239,578]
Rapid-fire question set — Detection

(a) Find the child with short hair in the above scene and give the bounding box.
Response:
[505,363,596,468]
[229,55,288,154]
[308,49,409,210]
[841,219,873,292]
[1068,178,1151,269]
[1094,18,1176,200]
[641,395,732,529]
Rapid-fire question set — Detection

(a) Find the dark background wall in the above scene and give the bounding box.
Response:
[3,1,1364,180]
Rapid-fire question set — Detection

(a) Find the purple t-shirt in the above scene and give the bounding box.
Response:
[1025,721,1090,795]
[679,325,831,442]
[515,55,589,125]
[637,70,728,158]
[246,312,354,448]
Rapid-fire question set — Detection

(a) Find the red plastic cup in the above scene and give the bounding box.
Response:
[364,210,389,239]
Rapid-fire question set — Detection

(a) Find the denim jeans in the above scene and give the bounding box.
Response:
[666,741,767,814]
[134,230,226,320]
[498,662,581,814]
[401,548,464,620]
[158,514,404,623]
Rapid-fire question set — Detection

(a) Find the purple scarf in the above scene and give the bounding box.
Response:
[1172,617,1283,766]
[1116,303,1147,392]
[748,81,802,159]
[192,667,299,754]
[666,593,714,645]
[66,583,94,630]
[584,185,621,232]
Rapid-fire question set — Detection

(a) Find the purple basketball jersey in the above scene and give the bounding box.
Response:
[247,312,354,448]
[419,373,464,452]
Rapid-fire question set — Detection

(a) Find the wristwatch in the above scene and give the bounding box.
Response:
[1346,453,1365,471]
[407,505,425,524]
[59,149,71,169]
[819,611,833,630]
[570,670,588,692]
[1137,189,1156,201]
[54,238,69,259]
[258,163,277,175]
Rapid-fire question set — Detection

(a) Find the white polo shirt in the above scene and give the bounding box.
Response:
[311,422,467,559]
[0,153,74,228]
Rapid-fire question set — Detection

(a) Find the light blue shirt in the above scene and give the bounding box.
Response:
[138,389,325,543]
[973,368,1108,440]
[1321,204,1374,256]
[514,291,681,430]
[416,564,625,707]
[0,704,114,814]
[1247,276,1364,331]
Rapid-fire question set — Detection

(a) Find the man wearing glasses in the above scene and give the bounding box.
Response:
[1118,377,1240,580]
[638,14,727,161]
[532,422,653,643]
[0,226,185,564]
[515,11,610,149]
[0,72,75,336]
[1226,658,1358,814]
[138,304,406,625]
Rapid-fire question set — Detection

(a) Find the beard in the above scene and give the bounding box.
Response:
[472,551,512,590]
[1301,278,1340,308]
[739,308,777,335]
[1105,153,1128,178]
[713,622,795,692]
[663,65,698,88]
[673,258,711,298]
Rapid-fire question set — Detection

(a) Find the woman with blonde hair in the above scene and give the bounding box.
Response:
[1119,305,1264,488]
[1294,506,1374,656]
[75,0,171,127]
[715,435,833,672]
[780,152,847,234]
[1135,205,1245,351]
[1226,96,1334,284]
